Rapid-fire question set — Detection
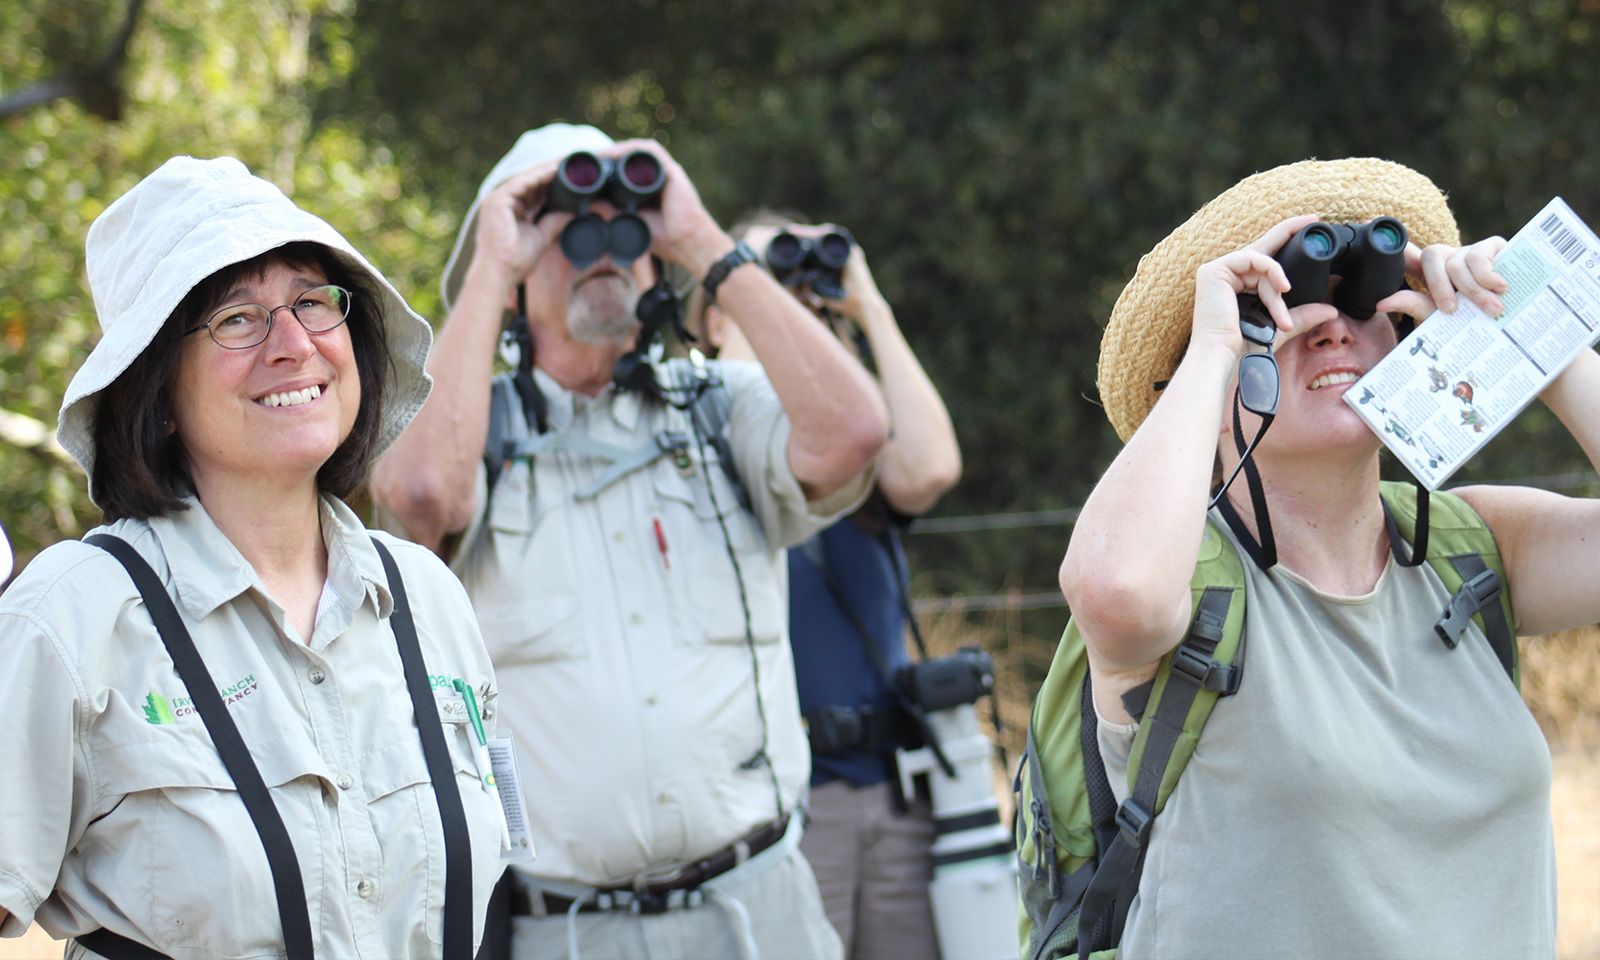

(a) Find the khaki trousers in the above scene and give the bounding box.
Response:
[508,848,842,960]
[798,779,939,960]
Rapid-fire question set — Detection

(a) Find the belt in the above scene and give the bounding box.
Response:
[511,815,790,916]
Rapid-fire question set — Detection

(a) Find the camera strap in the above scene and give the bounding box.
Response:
[798,525,955,778]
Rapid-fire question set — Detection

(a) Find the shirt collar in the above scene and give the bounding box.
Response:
[148,495,392,625]
[531,366,641,432]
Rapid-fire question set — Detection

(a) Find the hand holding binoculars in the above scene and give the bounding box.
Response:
[765,228,854,300]
[1275,217,1409,319]
[543,150,667,269]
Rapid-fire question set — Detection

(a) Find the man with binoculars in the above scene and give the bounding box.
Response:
[697,213,962,960]
[374,125,888,959]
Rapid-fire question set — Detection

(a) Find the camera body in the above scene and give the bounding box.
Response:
[765,228,853,300]
[544,150,666,269]
[1276,217,1409,320]
[895,646,994,714]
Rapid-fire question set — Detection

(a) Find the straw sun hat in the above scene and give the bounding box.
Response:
[1097,158,1460,443]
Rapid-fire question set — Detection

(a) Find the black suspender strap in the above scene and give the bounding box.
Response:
[85,534,316,960]
[370,538,475,960]
[85,534,476,960]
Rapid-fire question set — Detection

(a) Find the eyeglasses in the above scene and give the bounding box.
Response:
[184,284,353,350]
[1210,300,1280,509]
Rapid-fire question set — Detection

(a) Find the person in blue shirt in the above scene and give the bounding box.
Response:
[698,212,962,959]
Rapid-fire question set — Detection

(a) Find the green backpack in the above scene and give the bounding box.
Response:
[1012,481,1518,960]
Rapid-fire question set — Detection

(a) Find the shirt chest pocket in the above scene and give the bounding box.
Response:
[88,736,329,957]
[471,459,585,666]
[652,460,785,647]
[361,729,505,950]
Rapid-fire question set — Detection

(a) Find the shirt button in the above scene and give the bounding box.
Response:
[645,694,658,706]
[337,774,353,791]
[656,791,673,804]
[612,531,626,542]
[357,879,373,898]
[629,612,643,625]
[309,668,326,685]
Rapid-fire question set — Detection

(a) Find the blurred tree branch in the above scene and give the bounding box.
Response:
[0,407,74,470]
[0,0,144,121]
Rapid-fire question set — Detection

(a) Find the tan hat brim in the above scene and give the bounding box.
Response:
[1098,158,1460,443]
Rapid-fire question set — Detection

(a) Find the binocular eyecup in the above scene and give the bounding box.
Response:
[545,150,667,270]
[1276,217,1408,320]
[766,228,853,300]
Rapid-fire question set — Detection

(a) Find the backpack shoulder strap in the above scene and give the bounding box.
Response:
[1380,480,1518,687]
[483,371,524,501]
[1072,517,1249,955]
[1017,517,1249,960]
[670,358,751,510]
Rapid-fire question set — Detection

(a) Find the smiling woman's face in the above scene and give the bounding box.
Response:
[170,258,361,496]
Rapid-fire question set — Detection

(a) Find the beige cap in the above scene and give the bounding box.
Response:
[440,123,615,310]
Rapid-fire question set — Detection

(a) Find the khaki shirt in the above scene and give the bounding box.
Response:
[0,496,507,959]
[449,359,865,886]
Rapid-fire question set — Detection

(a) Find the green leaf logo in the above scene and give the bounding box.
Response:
[143,692,176,725]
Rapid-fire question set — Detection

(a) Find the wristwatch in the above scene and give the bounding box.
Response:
[701,241,761,303]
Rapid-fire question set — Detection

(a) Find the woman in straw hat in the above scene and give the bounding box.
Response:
[1056,158,1600,956]
[0,157,507,960]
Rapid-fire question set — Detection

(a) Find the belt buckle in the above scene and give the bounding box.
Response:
[631,889,670,915]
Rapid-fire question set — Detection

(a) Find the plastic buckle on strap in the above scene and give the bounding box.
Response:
[1115,798,1153,848]
[1434,569,1501,649]
[1170,646,1240,694]
[656,430,691,453]
[1030,796,1060,898]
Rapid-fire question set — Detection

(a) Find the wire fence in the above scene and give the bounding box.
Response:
[905,470,1600,614]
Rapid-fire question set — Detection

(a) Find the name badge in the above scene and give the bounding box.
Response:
[488,735,536,860]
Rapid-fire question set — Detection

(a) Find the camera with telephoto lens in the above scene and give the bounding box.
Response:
[893,645,1018,956]
[765,228,853,300]
[1276,217,1409,320]
[544,150,666,269]
[894,646,994,714]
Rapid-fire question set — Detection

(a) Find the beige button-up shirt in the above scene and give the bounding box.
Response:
[0,496,506,959]
[450,359,864,887]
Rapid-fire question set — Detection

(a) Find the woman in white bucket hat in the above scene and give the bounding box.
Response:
[0,157,507,960]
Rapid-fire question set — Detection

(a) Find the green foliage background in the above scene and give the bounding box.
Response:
[6,0,1600,651]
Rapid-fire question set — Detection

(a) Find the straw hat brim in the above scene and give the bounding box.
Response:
[1098,158,1460,443]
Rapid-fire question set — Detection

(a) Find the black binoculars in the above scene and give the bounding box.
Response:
[544,150,666,269]
[1275,217,1409,320]
[765,228,853,300]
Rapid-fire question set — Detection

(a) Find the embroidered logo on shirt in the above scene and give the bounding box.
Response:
[143,692,177,725]
[143,674,261,723]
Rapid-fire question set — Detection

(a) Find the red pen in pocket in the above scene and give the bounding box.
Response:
[653,517,670,571]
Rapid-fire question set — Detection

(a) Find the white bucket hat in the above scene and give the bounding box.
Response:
[440,123,615,310]
[58,155,434,480]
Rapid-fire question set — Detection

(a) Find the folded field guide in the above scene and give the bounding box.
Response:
[1345,197,1600,489]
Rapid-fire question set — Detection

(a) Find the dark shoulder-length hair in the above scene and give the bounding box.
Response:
[91,242,393,522]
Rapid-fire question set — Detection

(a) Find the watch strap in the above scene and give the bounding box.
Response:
[702,241,761,303]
